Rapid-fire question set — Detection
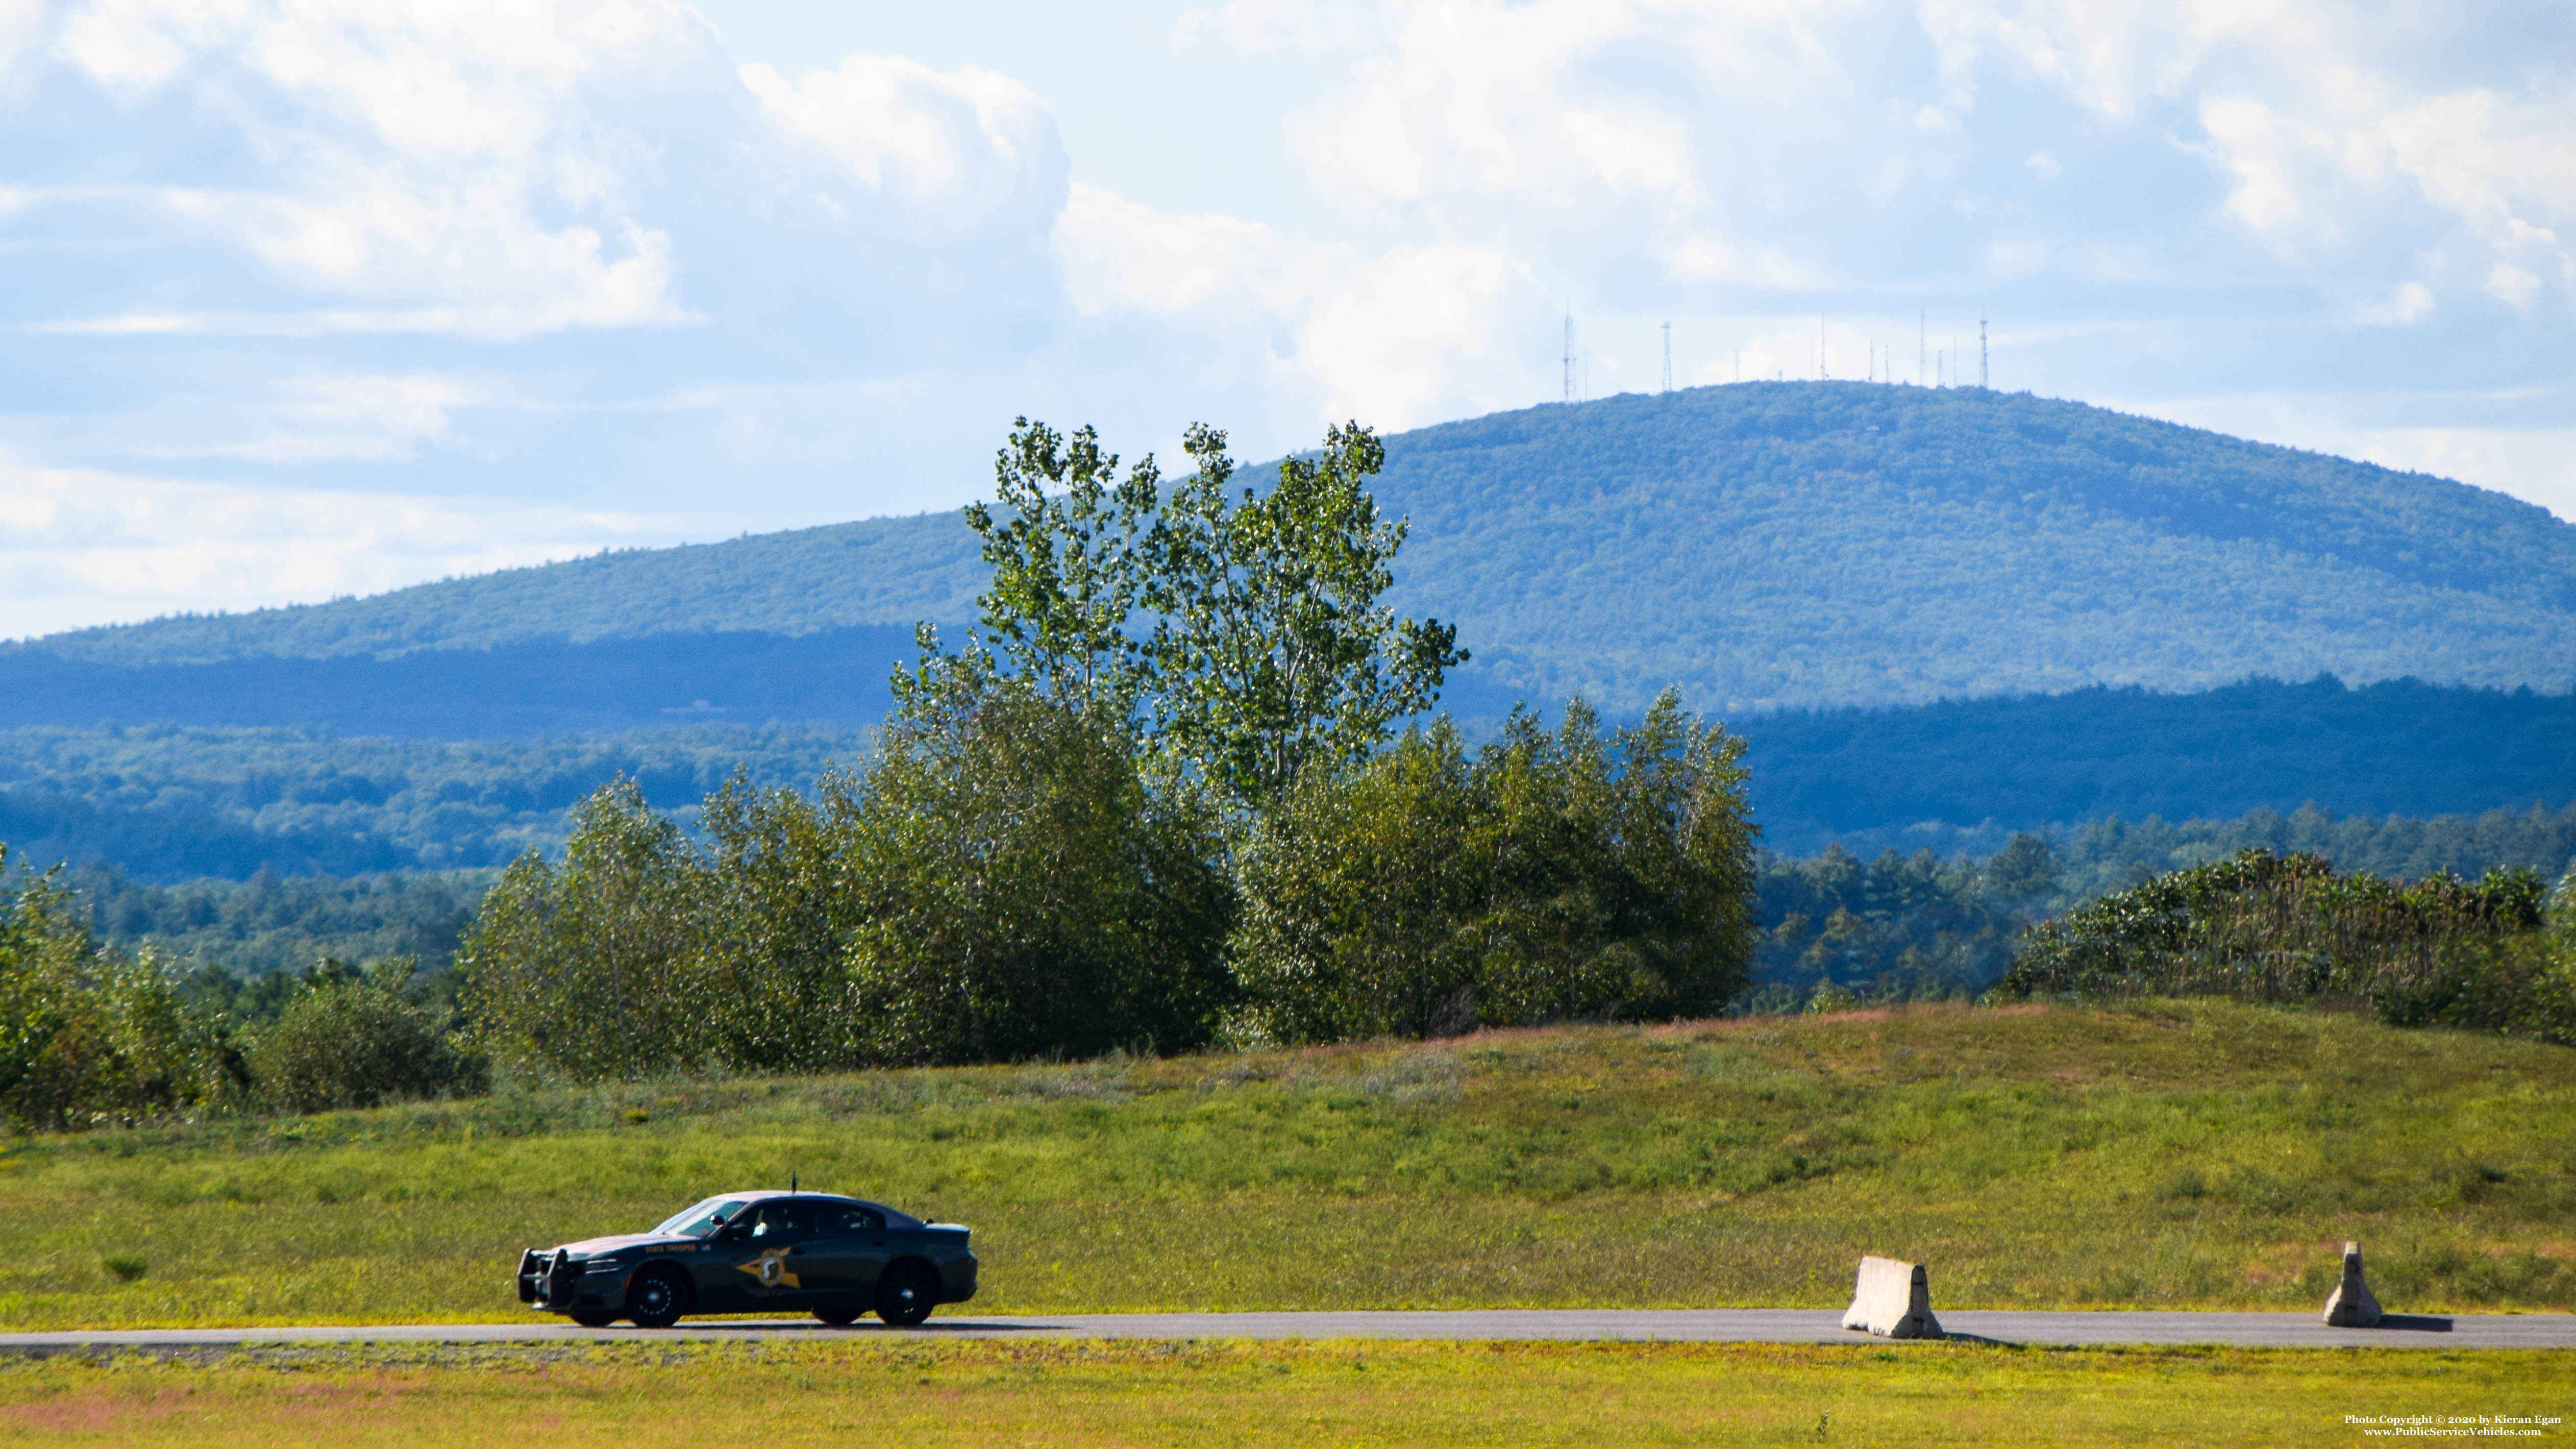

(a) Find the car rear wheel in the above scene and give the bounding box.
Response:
[628,1266,689,1330]
[812,1299,863,1327]
[875,1263,937,1327]
[568,1309,620,1329]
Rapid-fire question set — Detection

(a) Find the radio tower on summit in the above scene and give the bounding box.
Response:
[1563,309,1575,402]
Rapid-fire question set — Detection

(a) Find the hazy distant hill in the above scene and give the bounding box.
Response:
[17,382,2575,713]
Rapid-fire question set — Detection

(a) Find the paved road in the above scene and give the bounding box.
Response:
[3,1309,2568,1352]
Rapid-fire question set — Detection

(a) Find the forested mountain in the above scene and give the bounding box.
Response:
[19,383,2573,713]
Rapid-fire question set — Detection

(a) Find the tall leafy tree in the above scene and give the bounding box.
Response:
[922,416,1464,811]
[934,417,1161,722]
[1147,422,1466,808]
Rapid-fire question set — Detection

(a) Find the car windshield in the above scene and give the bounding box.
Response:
[650,1197,748,1237]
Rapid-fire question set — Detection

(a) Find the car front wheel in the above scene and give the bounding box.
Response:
[628,1267,688,1330]
[875,1263,937,1327]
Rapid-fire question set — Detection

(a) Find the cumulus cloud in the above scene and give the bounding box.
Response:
[20,0,720,338]
[0,458,718,637]
[2358,279,2434,326]
[1055,183,1548,431]
[740,54,1066,242]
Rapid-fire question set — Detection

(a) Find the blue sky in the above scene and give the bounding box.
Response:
[3,0,2572,637]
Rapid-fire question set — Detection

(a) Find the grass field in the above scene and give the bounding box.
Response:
[0,1341,2567,1447]
[2,1001,2571,1330]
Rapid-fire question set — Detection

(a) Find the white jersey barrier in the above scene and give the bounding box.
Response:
[1842,1255,1943,1340]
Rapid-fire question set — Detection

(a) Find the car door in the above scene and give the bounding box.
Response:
[723,1199,822,1312]
[800,1201,889,1303]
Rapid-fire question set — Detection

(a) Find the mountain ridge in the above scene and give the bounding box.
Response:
[19,383,2574,713]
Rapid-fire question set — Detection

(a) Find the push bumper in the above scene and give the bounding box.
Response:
[518,1248,628,1313]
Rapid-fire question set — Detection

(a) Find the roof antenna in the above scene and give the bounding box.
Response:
[790,1172,798,1195]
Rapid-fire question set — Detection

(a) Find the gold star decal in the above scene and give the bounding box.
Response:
[734,1246,801,1289]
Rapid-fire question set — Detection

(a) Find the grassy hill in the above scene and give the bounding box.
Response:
[2,1003,2567,1332]
[19,384,2575,713]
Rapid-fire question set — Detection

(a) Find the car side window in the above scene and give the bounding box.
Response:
[818,1205,884,1235]
[747,1201,815,1241]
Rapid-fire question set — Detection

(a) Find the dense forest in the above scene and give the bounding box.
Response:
[19,385,2573,713]
[1746,674,2576,849]
[0,723,859,878]
[2,674,2562,880]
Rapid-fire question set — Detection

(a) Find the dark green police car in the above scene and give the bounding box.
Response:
[516,1191,977,1329]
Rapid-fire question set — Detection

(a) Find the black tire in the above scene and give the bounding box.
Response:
[811,1300,863,1327]
[874,1262,938,1327]
[627,1266,689,1330]
[568,1309,620,1329]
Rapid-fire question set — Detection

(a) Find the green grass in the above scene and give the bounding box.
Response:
[0,1341,2567,1447]
[2,1001,2572,1330]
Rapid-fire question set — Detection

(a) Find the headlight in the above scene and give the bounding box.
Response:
[583,1258,627,1273]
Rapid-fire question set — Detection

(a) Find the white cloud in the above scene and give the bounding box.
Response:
[739,53,1067,242]
[1916,0,2265,121]
[32,0,715,337]
[1173,0,1380,56]
[1915,3,2576,306]
[2358,279,2433,326]
[194,373,483,464]
[0,458,722,638]
[1055,182,1548,431]
[2485,261,2542,310]
[0,0,43,75]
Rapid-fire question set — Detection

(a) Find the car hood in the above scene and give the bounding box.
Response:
[555,1233,693,1257]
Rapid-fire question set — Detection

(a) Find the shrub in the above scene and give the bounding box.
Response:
[245,958,488,1113]
[1229,693,1760,1044]
[2001,849,2572,1040]
[838,676,1235,1065]
[458,778,712,1082]
[0,848,242,1132]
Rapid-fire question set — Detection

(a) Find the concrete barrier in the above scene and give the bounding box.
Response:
[1842,1255,1943,1339]
[2323,1242,2383,1328]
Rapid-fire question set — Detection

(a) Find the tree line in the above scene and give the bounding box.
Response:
[459,420,1760,1079]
